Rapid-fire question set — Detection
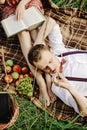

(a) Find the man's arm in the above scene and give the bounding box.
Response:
[68,84,87,116]
[53,73,87,116]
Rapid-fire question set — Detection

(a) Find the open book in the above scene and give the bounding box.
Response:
[1,6,46,37]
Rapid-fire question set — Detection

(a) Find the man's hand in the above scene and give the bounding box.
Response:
[52,73,71,90]
[53,73,87,116]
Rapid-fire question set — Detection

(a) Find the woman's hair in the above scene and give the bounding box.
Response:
[28,44,48,66]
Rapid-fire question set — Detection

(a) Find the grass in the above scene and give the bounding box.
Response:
[7,95,87,130]
[52,0,87,11]
[7,0,87,130]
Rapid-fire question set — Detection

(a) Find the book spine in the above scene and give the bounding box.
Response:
[1,21,10,37]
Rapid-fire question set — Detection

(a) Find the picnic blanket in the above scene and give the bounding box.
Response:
[0,0,87,124]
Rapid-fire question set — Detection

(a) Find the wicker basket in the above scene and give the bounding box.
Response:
[0,96,19,130]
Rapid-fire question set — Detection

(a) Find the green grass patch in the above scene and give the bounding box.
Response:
[8,95,87,130]
[52,0,87,11]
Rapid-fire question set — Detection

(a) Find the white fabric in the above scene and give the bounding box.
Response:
[48,25,87,114]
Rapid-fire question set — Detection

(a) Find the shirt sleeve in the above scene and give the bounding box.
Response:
[51,83,79,114]
[48,24,66,55]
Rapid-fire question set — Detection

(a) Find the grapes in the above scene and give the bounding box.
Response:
[16,77,34,97]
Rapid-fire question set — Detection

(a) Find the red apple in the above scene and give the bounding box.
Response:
[4,74,13,83]
[22,67,28,74]
[13,65,22,73]
[29,72,34,77]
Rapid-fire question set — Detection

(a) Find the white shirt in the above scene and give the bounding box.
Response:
[48,25,87,113]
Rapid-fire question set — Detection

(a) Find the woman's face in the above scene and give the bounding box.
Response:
[34,50,60,74]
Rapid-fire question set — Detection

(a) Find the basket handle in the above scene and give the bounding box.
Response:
[1,46,10,90]
[1,46,7,75]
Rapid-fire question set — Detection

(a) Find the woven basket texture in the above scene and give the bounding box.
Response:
[0,96,19,130]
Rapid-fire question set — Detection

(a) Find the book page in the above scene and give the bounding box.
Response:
[23,7,46,30]
[1,15,26,37]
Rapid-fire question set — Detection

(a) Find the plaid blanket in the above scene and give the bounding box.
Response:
[0,0,87,124]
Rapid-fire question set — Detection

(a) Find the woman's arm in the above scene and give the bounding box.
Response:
[18,31,50,106]
[0,0,5,4]
[53,73,87,116]
[15,0,31,20]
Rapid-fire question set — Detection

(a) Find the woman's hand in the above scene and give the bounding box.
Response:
[15,1,25,20]
[52,73,72,90]
[0,0,5,4]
